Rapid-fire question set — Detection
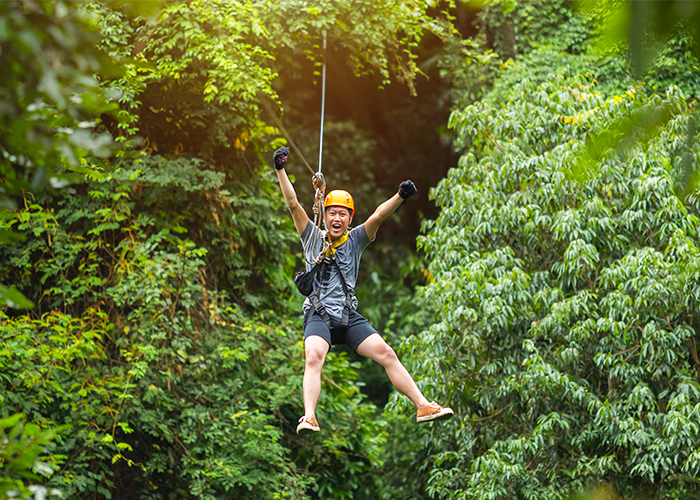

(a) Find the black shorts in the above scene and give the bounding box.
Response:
[303,309,377,352]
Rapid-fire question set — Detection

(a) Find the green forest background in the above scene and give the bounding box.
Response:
[2,0,700,499]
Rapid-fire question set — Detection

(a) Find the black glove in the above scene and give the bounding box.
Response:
[273,146,290,170]
[398,180,417,200]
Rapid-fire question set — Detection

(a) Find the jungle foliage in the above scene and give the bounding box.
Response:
[396,1,700,499]
[3,0,700,499]
[412,78,700,500]
[0,0,117,308]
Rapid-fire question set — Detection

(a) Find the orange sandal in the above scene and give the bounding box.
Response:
[417,402,454,422]
[296,415,320,434]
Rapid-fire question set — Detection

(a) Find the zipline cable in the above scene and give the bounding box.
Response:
[258,31,331,263]
[307,30,329,262]
[315,31,329,237]
[318,31,327,175]
[257,92,316,177]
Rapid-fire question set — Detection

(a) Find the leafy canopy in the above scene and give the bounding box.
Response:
[403,58,700,500]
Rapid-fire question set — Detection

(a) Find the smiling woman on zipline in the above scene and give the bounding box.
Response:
[273,146,454,434]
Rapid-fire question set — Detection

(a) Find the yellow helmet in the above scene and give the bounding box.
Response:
[324,190,354,217]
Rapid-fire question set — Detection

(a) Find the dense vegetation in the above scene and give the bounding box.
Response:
[399,2,700,500]
[2,0,700,499]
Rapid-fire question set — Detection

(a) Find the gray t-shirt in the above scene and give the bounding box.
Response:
[299,220,373,321]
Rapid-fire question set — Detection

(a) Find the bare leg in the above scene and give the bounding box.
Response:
[355,333,430,408]
[303,335,330,418]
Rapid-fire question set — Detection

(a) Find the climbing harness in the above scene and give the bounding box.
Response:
[303,254,356,333]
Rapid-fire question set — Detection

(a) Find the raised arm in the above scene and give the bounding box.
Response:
[364,180,417,241]
[273,146,310,234]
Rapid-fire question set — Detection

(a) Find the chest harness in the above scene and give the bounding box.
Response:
[296,232,356,331]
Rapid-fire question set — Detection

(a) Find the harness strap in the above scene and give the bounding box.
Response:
[333,259,355,329]
[309,294,332,329]
[308,257,332,327]
[307,256,355,331]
